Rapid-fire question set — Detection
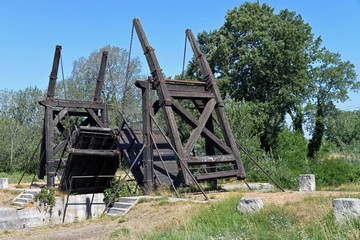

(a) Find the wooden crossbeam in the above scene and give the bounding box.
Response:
[184,98,216,155]
[171,100,232,154]
[86,109,105,128]
[53,107,68,126]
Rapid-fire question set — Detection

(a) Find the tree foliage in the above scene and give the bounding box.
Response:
[188,2,315,150]
[56,45,144,127]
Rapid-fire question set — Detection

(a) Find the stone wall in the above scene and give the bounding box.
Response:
[0,193,106,232]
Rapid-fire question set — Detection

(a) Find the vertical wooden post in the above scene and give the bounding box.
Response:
[142,79,154,192]
[44,45,62,187]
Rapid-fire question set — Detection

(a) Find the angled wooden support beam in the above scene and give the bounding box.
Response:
[47,45,62,98]
[184,98,216,155]
[133,18,190,184]
[86,108,105,128]
[53,107,68,126]
[94,51,108,102]
[171,100,232,154]
[185,29,246,179]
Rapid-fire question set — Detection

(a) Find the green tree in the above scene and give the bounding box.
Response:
[0,87,44,172]
[57,45,144,127]
[187,2,315,151]
[307,50,358,157]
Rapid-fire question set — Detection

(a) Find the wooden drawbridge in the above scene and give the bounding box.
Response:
[36,18,247,195]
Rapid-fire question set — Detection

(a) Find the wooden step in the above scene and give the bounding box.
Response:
[195,170,239,181]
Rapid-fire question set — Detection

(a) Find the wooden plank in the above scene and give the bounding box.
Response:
[188,154,235,164]
[53,140,67,155]
[68,149,117,157]
[53,110,89,117]
[168,91,214,99]
[171,100,232,154]
[45,105,55,187]
[53,107,68,126]
[39,99,112,109]
[86,109,105,128]
[94,51,108,102]
[46,45,62,98]
[195,170,238,181]
[184,98,216,155]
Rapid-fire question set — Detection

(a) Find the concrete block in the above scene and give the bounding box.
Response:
[237,197,263,213]
[299,174,315,191]
[0,178,8,189]
[333,198,360,223]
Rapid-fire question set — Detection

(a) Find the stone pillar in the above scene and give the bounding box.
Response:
[299,174,315,191]
[0,178,8,189]
[237,197,263,213]
[333,198,360,222]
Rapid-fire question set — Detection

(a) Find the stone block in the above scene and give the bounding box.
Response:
[299,174,315,191]
[333,198,360,223]
[237,197,263,213]
[0,178,8,189]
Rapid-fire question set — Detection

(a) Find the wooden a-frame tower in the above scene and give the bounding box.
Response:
[115,19,247,191]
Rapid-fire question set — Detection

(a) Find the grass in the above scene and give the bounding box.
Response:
[0,171,40,184]
[143,194,360,239]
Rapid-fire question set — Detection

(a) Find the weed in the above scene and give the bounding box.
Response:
[110,227,131,237]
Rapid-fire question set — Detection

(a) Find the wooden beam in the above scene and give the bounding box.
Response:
[94,51,108,102]
[171,100,232,154]
[68,149,118,157]
[184,98,216,155]
[168,91,214,99]
[53,107,68,126]
[39,99,112,109]
[86,109,105,128]
[188,154,235,164]
[47,45,62,98]
[195,170,238,181]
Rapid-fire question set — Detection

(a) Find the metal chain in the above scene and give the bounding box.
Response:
[181,33,187,80]
[121,23,135,114]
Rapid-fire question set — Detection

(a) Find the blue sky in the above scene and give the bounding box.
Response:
[1,0,359,110]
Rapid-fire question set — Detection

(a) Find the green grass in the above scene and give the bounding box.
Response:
[143,194,360,239]
[0,171,39,184]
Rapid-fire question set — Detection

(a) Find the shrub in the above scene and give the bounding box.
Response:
[34,188,55,207]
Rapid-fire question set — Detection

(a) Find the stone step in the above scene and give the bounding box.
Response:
[113,202,132,209]
[24,189,40,195]
[13,201,25,207]
[14,197,29,203]
[118,197,139,203]
[107,207,127,215]
[22,194,35,199]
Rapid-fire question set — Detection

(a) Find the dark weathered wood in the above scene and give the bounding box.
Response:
[188,154,235,164]
[68,149,117,157]
[86,109,105,128]
[133,18,190,184]
[45,105,55,187]
[142,83,154,191]
[171,100,232,154]
[168,91,214,99]
[195,170,239,181]
[53,139,67,155]
[184,98,216,155]
[39,99,112,109]
[94,51,108,102]
[53,110,89,117]
[186,29,246,179]
[47,45,62,98]
[53,107,68,126]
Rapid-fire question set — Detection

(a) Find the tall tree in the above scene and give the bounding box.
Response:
[187,2,315,150]
[307,50,358,157]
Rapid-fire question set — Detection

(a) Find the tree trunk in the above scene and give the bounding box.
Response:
[308,100,324,157]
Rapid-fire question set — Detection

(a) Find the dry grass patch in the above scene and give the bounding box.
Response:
[0,189,21,207]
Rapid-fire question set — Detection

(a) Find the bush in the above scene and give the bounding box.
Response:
[103,179,140,205]
[34,188,55,207]
[310,157,360,187]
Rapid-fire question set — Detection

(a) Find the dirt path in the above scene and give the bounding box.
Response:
[1,190,359,240]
